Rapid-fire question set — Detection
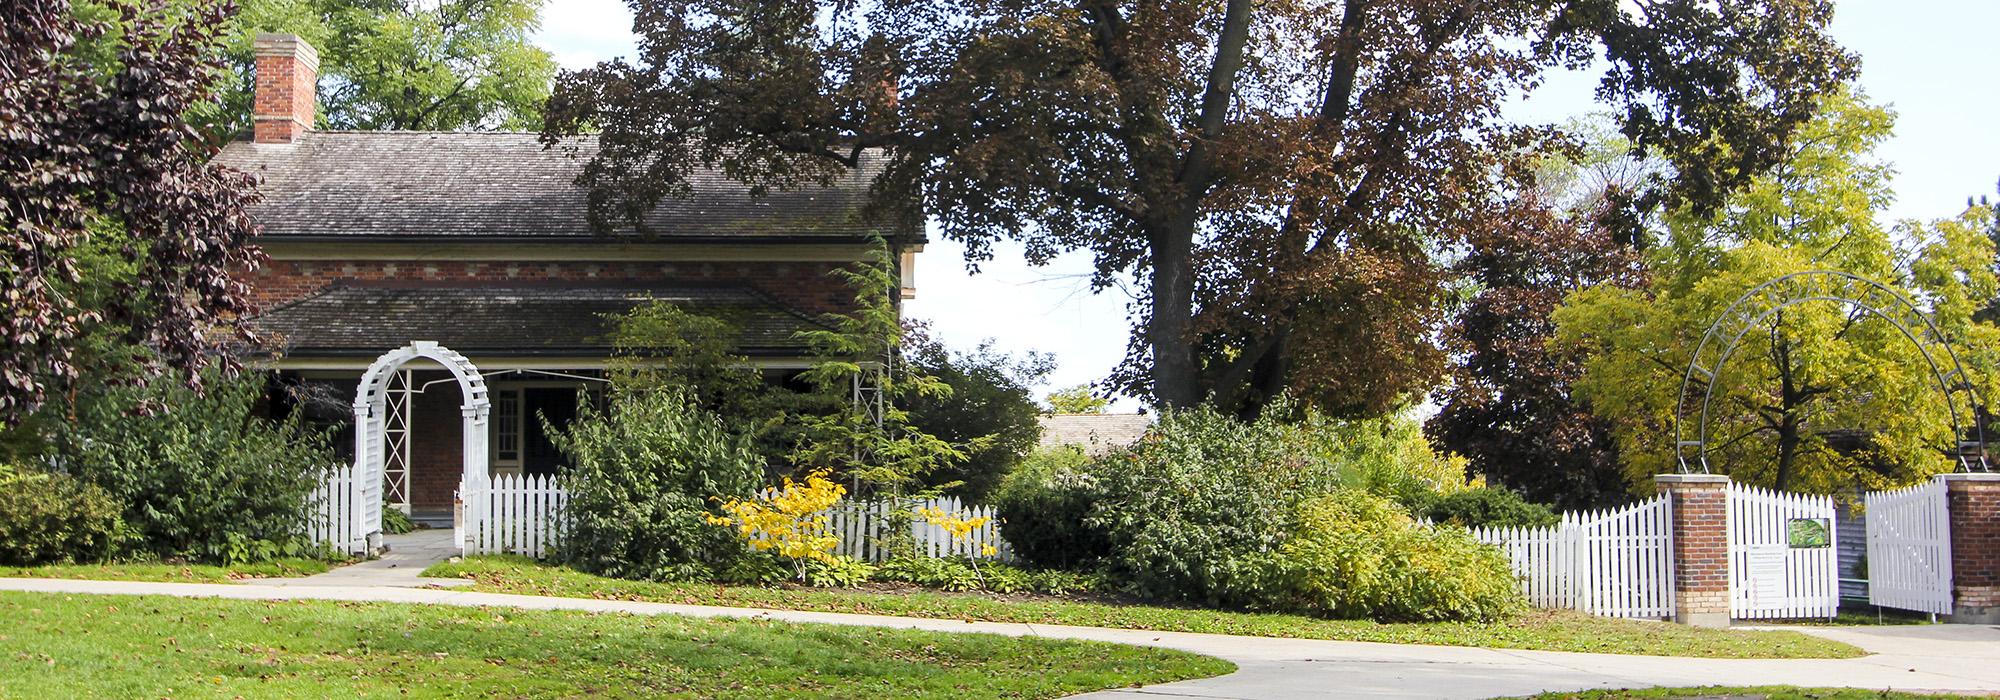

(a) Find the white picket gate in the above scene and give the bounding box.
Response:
[1865,478,1952,615]
[1471,495,1675,619]
[460,473,568,559]
[1727,483,1839,619]
[786,495,1014,562]
[306,463,368,554]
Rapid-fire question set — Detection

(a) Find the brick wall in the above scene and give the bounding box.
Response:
[406,371,466,511]
[246,258,860,318]
[1656,474,1731,626]
[1945,474,2000,617]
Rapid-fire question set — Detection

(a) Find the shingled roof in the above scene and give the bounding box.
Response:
[247,282,828,357]
[211,132,909,241]
[1037,413,1153,456]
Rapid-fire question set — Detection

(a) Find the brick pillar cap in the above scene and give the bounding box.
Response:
[253,33,320,72]
[1937,473,2000,483]
[1655,473,1730,484]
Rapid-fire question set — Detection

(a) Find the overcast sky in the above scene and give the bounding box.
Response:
[534,0,2000,410]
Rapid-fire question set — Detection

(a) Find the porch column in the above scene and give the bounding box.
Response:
[1656,474,1731,627]
[1942,473,2000,623]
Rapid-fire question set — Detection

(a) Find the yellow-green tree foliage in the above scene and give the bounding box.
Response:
[1555,91,1999,494]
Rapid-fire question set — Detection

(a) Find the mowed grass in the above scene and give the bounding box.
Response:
[0,590,1230,699]
[426,556,1864,659]
[0,558,336,583]
[1519,687,1990,699]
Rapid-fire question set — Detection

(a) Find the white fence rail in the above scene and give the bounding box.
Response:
[1866,478,1953,615]
[307,463,367,555]
[772,494,1014,562]
[461,473,568,559]
[1727,483,1839,619]
[1472,496,1675,619]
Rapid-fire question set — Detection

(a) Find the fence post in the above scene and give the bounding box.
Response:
[1940,473,2000,623]
[1655,473,1731,627]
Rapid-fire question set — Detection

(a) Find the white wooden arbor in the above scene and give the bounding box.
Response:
[350,341,490,552]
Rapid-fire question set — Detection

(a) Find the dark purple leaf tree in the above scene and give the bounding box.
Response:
[1,0,263,424]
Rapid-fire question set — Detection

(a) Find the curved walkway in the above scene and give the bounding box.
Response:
[1,576,1996,699]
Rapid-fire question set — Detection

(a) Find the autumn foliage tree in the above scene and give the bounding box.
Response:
[1555,93,2000,494]
[545,0,1853,415]
[1,0,264,424]
[1428,131,1653,509]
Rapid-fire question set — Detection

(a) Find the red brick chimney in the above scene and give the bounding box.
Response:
[252,33,318,144]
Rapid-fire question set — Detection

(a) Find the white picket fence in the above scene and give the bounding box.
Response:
[460,473,569,559]
[306,463,368,554]
[777,494,1013,562]
[1471,495,1676,619]
[1865,478,1953,615]
[1727,483,1839,619]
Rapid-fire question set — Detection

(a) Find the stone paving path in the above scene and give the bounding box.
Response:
[5,574,2000,699]
[243,528,470,588]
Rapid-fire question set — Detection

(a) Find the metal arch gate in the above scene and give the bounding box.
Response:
[1673,270,1992,475]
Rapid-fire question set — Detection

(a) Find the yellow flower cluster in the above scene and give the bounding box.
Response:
[707,470,847,564]
[918,506,999,557]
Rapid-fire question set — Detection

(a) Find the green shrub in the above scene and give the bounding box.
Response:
[551,388,763,581]
[1026,568,1101,595]
[714,552,788,585]
[1414,487,1558,528]
[380,508,416,535]
[1085,404,1349,607]
[0,466,125,565]
[1083,402,1511,618]
[990,446,1111,570]
[876,556,984,591]
[1253,490,1521,621]
[983,564,1033,594]
[802,555,877,588]
[61,373,332,563]
[901,333,1052,501]
[1299,412,1471,505]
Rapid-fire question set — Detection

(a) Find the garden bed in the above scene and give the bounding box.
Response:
[0,590,1228,698]
[425,556,1866,659]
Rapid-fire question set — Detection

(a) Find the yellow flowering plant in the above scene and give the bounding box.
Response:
[707,470,847,581]
[917,505,999,582]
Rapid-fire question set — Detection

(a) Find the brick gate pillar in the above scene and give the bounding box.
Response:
[1656,474,1731,627]
[1942,473,2000,623]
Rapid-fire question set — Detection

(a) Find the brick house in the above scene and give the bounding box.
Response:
[219,34,921,526]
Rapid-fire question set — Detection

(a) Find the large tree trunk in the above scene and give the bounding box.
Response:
[1151,221,1201,408]
[1147,0,1254,410]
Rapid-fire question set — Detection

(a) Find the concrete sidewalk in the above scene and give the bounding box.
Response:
[2,576,1997,699]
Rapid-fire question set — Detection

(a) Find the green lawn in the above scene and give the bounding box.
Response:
[1519,688,1988,699]
[0,557,336,583]
[0,590,1230,699]
[425,556,1865,659]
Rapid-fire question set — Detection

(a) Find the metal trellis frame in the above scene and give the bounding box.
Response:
[1673,270,1991,474]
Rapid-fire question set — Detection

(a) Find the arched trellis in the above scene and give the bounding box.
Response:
[351,341,490,550]
[1674,270,1991,475]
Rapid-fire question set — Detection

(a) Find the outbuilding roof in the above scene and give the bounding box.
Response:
[1036,413,1153,456]
[211,132,910,242]
[246,282,828,358]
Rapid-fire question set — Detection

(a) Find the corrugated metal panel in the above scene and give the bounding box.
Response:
[1837,500,1868,601]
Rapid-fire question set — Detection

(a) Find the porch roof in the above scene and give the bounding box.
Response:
[247,282,827,358]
